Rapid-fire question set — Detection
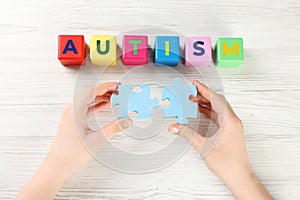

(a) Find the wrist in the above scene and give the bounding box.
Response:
[43,150,75,180]
[224,167,256,193]
[222,166,272,200]
[14,153,73,200]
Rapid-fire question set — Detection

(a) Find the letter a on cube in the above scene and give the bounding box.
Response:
[90,35,117,66]
[155,36,180,66]
[215,38,244,67]
[122,35,148,65]
[58,35,86,66]
[185,37,212,67]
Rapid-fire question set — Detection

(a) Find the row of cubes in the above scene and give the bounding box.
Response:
[58,35,244,67]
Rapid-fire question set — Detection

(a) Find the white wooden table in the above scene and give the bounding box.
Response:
[1,0,300,199]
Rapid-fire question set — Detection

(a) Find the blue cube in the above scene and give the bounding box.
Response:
[155,36,180,66]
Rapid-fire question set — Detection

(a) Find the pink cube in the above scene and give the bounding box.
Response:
[185,37,212,67]
[122,35,148,65]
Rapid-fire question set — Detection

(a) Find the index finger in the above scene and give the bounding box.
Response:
[192,80,212,102]
[94,82,119,97]
[192,80,227,115]
[75,82,120,120]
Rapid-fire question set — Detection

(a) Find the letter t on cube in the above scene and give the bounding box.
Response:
[122,35,148,65]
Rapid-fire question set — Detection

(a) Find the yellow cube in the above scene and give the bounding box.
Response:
[90,35,116,66]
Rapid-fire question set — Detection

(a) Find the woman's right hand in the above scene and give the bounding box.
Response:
[168,80,273,200]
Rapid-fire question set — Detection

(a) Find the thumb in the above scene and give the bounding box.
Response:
[100,118,133,139]
[168,123,205,153]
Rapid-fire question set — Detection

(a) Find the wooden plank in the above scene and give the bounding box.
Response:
[0,0,300,199]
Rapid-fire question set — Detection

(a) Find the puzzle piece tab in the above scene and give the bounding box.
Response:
[110,84,158,120]
[110,84,133,118]
[128,84,158,120]
[162,78,197,124]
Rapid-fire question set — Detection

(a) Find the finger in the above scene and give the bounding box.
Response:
[74,82,118,117]
[193,80,227,115]
[98,118,133,139]
[190,94,211,106]
[93,96,111,105]
[86,101,110,119]
[88,96,110,109]
[168,123,205,153]
[192,80,213,102]
[85,118,132,150]
[198,104,212,116]
[94,82,119,97]
[198,105,219,126]
[189,96,211,108]
[104,91,113,97]
[94,102,110,112]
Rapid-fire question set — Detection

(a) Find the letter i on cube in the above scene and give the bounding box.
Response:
[122,35,148,65]
[154,36,180,66]
[184,37,212,67]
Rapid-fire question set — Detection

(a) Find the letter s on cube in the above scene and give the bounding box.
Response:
[122,35,148,65]
[58,35,86,66]
[185,37,212,67]
[90,35,117,66]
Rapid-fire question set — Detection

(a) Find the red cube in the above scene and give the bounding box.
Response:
[58,35,86,66]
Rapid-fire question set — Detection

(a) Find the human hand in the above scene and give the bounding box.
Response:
[168,80,273,200]
[48,82,133,174]
[14,82,132,200]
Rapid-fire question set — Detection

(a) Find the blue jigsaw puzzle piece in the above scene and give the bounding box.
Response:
[110,84,133,118]
[128,84,159,120]
[162,78,197,124]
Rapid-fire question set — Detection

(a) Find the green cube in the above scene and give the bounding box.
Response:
[215,38,244,67]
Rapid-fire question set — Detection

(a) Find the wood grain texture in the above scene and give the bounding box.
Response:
[0,0,300,199]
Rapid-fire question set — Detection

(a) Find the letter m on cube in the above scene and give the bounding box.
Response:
[215,38,244,67]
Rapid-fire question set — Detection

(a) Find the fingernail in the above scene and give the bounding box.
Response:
[122,119,132,129]
[172,127,179,134]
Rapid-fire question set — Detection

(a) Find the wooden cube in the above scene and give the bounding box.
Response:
[185,37,212,67]
[122,35,148,65]
[58,35,86,66]
[90,35,116,66]
[154,36,180,66]
[215,38,244,67]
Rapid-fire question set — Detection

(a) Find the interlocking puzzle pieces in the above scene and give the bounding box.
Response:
[155,36,180,66]
[122,35,148,65]
[162,78,197,124]
[90,35,117,66]
[128,85,158,120]
[185,37,212,67]
[58,35,86,66]
[215,38,244,67]
[110,84,158,120]
[111,78,197,124]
